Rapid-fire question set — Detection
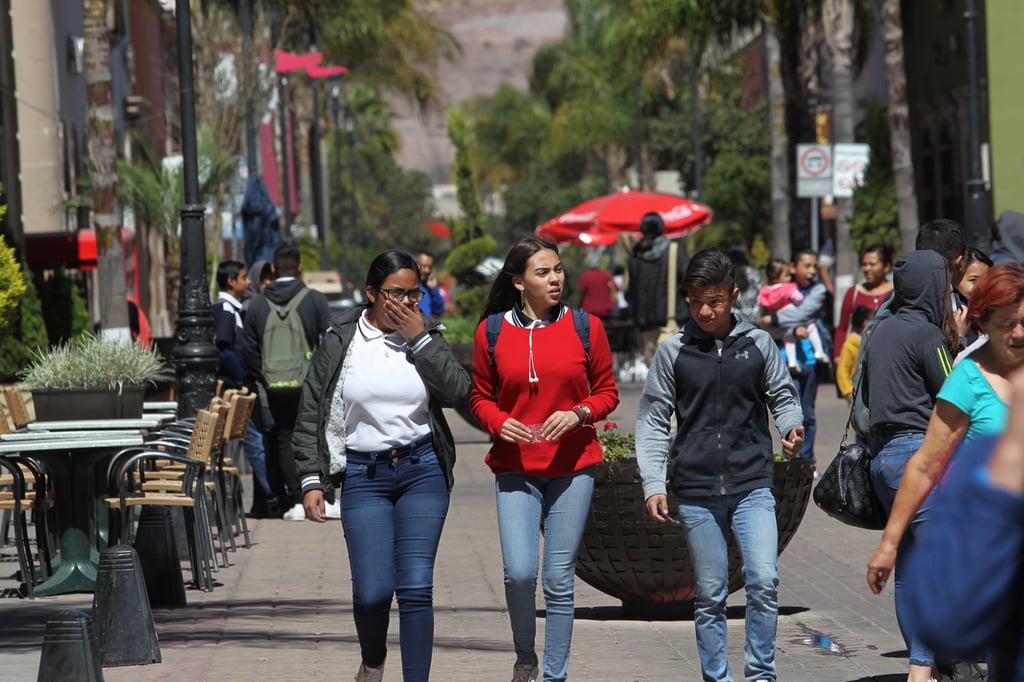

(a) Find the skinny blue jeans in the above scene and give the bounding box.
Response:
[243,420,277,507]
[496,468,595,682]
[677,487,779,682]
[870,431,934,668]
[341,443,449,682]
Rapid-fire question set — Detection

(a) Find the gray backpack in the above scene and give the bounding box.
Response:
[261,287,312,390]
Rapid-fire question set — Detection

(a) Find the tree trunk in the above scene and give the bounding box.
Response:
[880,0,918,254]
[765,21,791,260]
[823,0,857,293]
[83,0,129,339]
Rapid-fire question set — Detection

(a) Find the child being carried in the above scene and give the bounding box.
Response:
[758,258,831,372]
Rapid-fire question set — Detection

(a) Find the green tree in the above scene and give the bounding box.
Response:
[0,234,26,339]
[35,268,90,347]
[0,258,49,382]
[851,104,900,256]
[445,106,496,317]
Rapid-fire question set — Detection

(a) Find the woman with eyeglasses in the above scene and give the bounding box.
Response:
[470,237,619,682]
[292,250,471,682]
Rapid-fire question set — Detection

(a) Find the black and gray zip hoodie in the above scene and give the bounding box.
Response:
[291,305,471,503]
[636,314,804,501]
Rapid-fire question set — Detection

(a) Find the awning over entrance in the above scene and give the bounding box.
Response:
[23,230,98,271]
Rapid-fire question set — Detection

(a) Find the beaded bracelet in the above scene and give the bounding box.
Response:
[571,405,590,426]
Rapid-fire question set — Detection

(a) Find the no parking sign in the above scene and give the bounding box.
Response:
[796,144,832,197]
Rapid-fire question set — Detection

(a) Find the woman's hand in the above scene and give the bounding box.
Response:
[383,297,426,341]
[542,410,583,441]
[303,489,327,524]
[866,541,897,594]
[499,417,532,442]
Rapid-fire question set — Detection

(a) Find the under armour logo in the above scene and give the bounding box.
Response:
[733,350,750,361]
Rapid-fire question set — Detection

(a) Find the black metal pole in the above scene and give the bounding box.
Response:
[964,0,989,250]
[172,0,217,418]
[332,82,345,282]
[633,79,643,190]
[311,78,327,269]
[239,0,258,175]
[272,13,291,232]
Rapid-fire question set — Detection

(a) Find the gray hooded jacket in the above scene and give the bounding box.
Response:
[863,250,953,437]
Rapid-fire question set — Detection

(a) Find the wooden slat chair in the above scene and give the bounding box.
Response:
[104,408,224,591]
[2,385,32,430]
[138,399,234,568]
[215,392,256,549]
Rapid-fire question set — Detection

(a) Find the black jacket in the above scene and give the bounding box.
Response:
[627,235,690,330]
[291,306,471,502]
[863,250,952,437]
[241,278,333,386]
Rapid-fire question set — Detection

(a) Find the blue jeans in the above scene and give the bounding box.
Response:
[793,362,816,461]
[678,487,779,682]
[243,420,277,507]
[341,443,449,682]
[870,431,934,667]
[496,468,595,682]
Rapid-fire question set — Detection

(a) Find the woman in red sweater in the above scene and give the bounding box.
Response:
[471,237,619,682]
[833,243,894,362]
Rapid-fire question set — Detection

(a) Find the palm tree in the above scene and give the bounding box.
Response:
[878,0,918,253]
[83,0,128,335]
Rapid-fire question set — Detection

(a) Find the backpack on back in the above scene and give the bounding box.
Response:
[485,307,591,367]
[261,287,313,390]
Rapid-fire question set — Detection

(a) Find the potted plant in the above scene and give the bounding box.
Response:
[579,423,815,618]
[20,334,170,420]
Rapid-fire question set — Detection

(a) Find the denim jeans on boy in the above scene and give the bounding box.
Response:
[341,442,449,682]
[496,468,594,682]
[870,431,934,668]
[677,487,779,682]
[243,420,277,508]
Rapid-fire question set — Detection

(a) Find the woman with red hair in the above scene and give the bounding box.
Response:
[867,262,1024,598]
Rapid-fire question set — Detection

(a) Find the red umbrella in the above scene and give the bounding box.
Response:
[536,189,712,246]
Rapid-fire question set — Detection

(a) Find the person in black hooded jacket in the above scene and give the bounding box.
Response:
[627,212,689,365]
[862,249,956,682]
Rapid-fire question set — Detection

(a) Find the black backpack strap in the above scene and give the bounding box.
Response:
[485,312,504,367]
[570,307,591,364]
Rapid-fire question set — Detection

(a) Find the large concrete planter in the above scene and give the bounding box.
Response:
[31,386,146,421]
[575,457,815,618]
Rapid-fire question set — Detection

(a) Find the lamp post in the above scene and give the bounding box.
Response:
[172,0,217,418]
[964,0,990,250]
[272,13,292,232]
[310,65,327,270]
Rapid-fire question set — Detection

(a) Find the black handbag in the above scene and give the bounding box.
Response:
[812,378,888,530]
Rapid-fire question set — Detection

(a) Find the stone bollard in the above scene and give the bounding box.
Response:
[36,610,104,682]
[132,506,187,608]
[92,545,161,666]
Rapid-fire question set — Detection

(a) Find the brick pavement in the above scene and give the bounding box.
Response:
[0,382,912,681]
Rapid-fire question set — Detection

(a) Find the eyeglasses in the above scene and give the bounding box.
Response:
[377,287,424,303]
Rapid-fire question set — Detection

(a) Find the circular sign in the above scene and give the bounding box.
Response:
[799,146,830,177]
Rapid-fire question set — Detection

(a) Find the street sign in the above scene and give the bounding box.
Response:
[796,144,832,197]
[832,143,870,197]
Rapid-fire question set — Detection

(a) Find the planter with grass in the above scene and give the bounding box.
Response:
[21,335,169,421]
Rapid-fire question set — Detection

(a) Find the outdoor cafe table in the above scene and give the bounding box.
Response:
[26,415,172,432]
[0,434,144,596]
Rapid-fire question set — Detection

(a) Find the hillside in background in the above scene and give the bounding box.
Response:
[393,0,567,181]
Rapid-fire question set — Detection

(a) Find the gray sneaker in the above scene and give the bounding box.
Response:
[355,661,384,682]
[511,662,539,682]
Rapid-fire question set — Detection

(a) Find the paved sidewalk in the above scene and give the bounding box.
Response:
[0,383,910,681]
